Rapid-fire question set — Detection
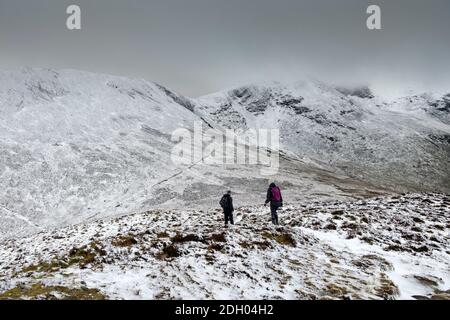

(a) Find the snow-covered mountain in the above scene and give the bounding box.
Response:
[197,81,450,193]
[0,68,207,237]
[0,68,448,240]
[0,68,388,239]
[0,68,448,300]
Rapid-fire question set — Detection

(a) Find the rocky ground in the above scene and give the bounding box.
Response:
[0,193,448,300]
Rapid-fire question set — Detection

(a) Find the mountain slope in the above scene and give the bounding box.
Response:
[0,193,448,300]
[196,81,450,192]
[0,68,207,237]
[0,69,389,239]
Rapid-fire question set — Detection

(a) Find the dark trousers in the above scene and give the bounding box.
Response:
[270,201,281,225]
[224,209,234,225]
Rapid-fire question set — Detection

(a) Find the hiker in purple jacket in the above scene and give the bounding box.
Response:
[265,182,283,225]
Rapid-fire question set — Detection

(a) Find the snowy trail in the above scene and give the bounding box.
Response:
[0,205,42,229]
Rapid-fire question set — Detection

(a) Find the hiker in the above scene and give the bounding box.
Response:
[264,182,283,225]
[219,190,234,226]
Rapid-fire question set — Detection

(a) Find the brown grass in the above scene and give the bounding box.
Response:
[262,231,296,247]
[111,235,138,247]
[171,233,205,243]
[0,283,106,300]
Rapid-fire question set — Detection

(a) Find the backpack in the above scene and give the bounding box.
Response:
[271,187,281,202]
[219,195,228,209]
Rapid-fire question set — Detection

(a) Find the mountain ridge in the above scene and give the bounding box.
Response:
[196,80,450,192]
[0,68,448,239]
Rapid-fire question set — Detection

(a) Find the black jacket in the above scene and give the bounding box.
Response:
[265,186,283,205]
[220,194,234,212]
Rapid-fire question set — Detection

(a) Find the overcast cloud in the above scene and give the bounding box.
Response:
[0,0,449,97]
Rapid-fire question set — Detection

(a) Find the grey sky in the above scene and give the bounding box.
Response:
[0,0,449,97]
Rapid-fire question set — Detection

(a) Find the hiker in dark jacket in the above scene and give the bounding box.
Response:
[219,190,234,226]
[265,182,283,225]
